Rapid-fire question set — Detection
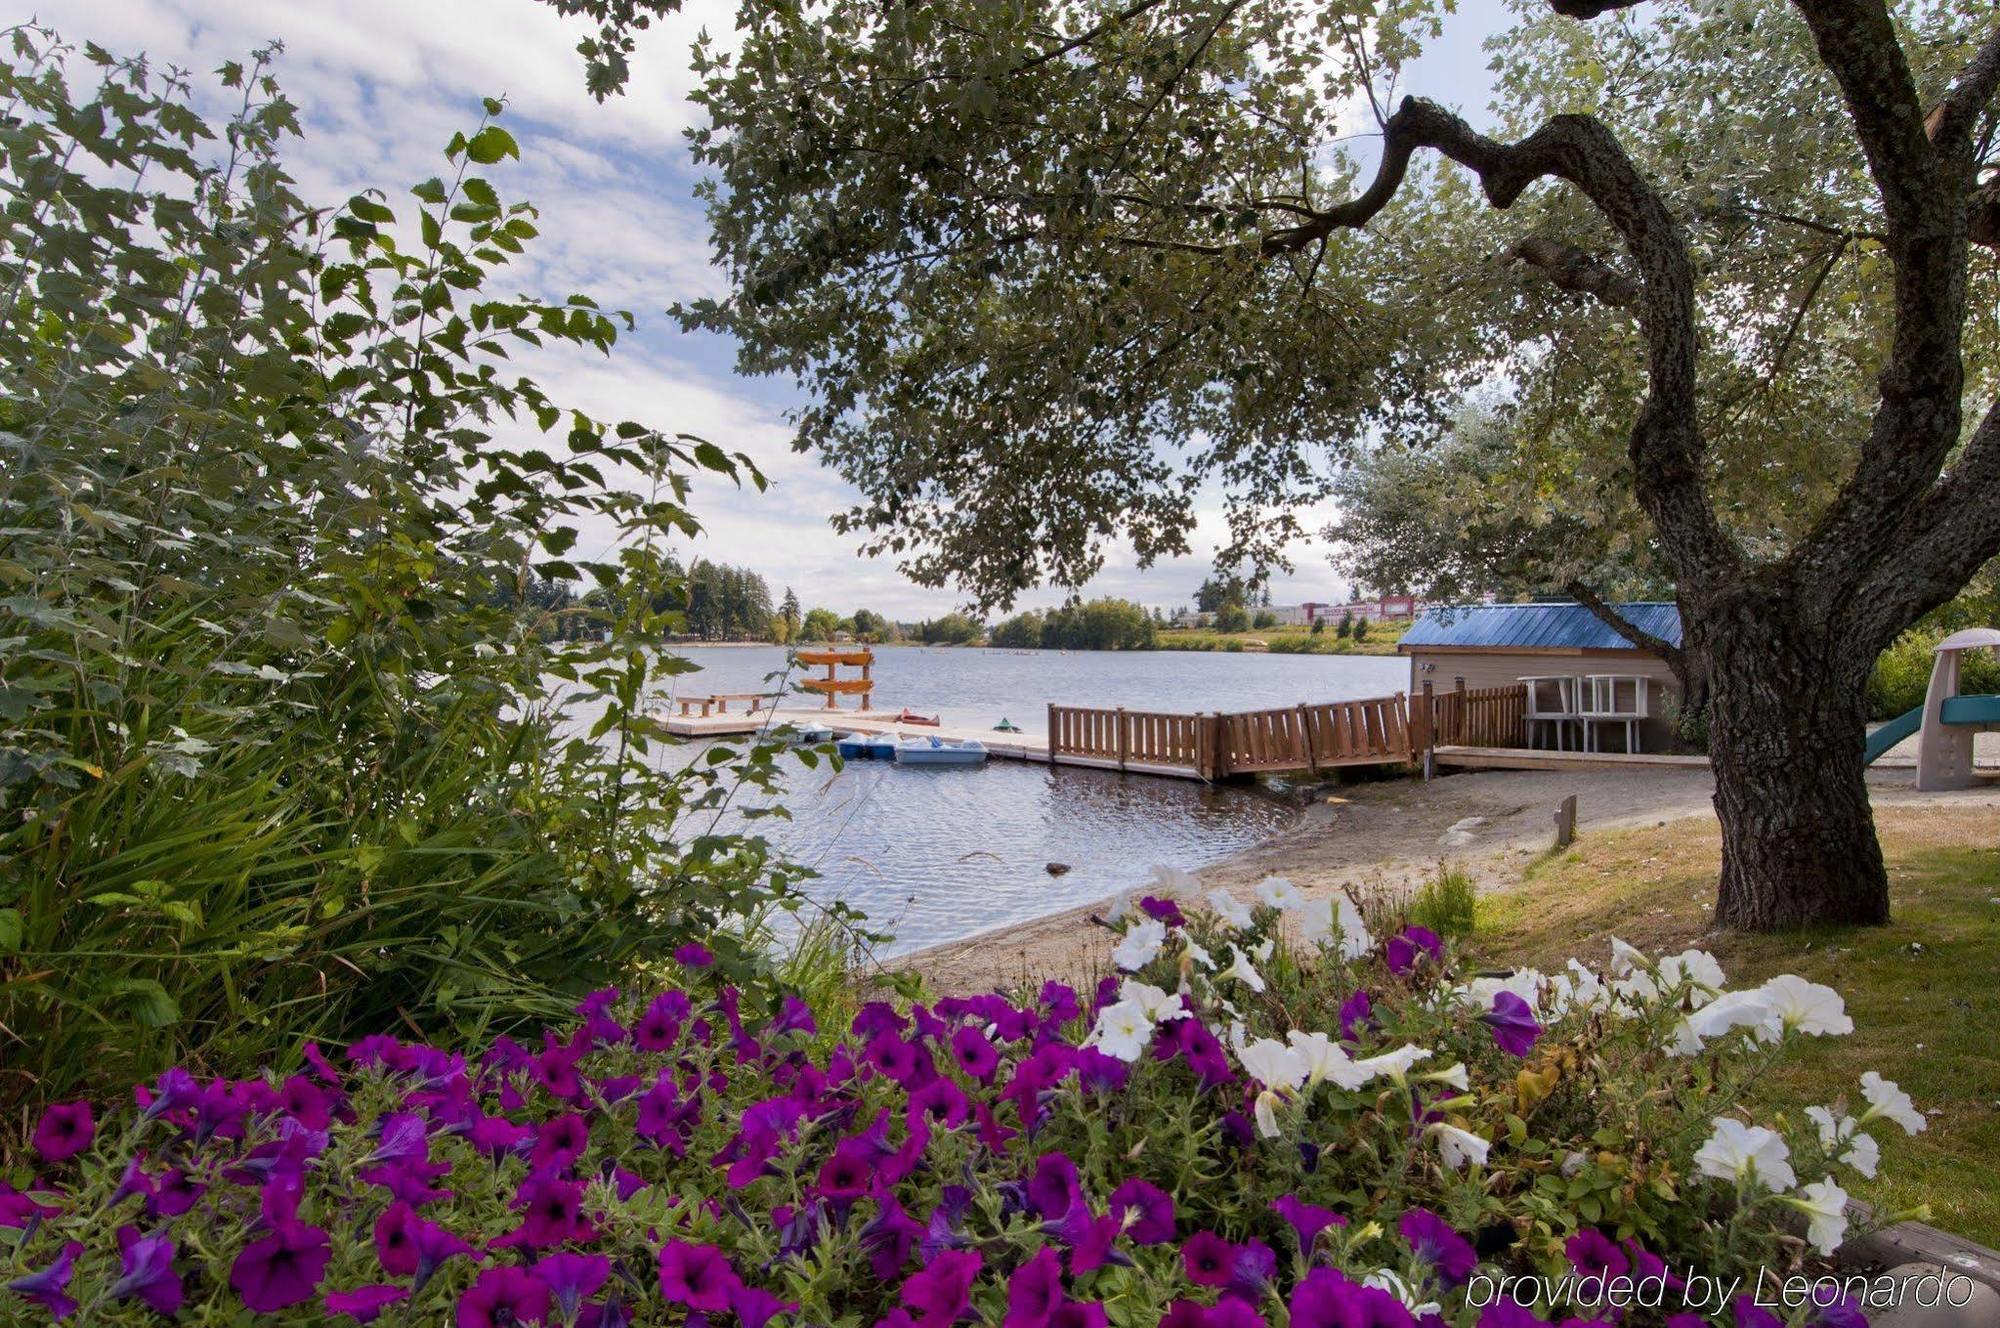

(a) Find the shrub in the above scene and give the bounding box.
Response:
[1866,628,2000,719]
[1252,610,1279,630]
[0,31,830,1126]
[1408,865,1478,939]
[1215,603,1251,634]
[0,873,1911,1327]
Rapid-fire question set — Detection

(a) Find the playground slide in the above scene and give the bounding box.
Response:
[1862,706,1923,766]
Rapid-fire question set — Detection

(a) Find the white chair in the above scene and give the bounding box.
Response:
[1579,675,1648,753]
[1521,676,1582,751]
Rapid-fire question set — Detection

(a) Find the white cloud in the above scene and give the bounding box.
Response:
[27,0,1496,619]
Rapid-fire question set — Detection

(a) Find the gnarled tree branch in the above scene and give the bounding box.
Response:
[1565,578,1686,672]
[1505,235,1640,308]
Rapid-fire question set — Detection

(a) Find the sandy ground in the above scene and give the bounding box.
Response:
[897,760,2000,995]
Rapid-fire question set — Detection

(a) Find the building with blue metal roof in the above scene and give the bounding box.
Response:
[1399,602,1685,751]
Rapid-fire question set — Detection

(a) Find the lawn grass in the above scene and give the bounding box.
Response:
[1473,808,2000,1246]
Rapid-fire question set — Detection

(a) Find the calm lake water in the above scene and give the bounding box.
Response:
[627,646,1408,955]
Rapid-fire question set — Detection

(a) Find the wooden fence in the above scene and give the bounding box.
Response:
[1424,682,1528,748]
[1049,693,1415,780]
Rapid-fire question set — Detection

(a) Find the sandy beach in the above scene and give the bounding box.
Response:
[897,757,2000,995]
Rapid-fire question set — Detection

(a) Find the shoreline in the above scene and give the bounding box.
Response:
[895,762,2000,994]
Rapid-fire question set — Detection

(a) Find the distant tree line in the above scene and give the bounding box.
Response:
[988,598,1157,651]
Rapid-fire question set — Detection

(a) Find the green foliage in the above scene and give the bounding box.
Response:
[987,610,1044,649]
[1866,628,2000,719]
[683,561,776,641]
[1309,617,1325,635]
[917,612,984,645]
[0,31,836,1124]
[1214,603,1251,634]
[1252,609,1279,630]
[1408,864,1478,940]
[1038,598,1158,650]
[800,607,842,641]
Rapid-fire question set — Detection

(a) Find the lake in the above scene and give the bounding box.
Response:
[633,646,1407,956]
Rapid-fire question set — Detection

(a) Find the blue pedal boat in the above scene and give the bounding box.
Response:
[894,735,988,767]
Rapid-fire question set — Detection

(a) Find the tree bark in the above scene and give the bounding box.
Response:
[1692,593,1888,929]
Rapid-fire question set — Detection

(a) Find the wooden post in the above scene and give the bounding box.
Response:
[1553,794,1578,849]
[1296,703,1319,775]
[1047,703,1058,766]
[1419,680,1436,780]
[1116,707,1129,772]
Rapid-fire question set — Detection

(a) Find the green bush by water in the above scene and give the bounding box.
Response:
[1867,627,2000,718]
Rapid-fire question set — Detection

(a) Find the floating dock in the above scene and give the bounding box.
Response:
[663,705,1053,764]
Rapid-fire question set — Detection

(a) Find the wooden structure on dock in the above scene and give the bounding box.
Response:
[797,647,874,711]
[675,692,778,718]
[1048,693,1418,781]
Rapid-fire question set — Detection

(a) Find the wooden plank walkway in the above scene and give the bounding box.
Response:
[1435,745,1710,772]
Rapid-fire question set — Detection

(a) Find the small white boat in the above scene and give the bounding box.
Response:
[865,734,899,761]
[791,721,836,745]
[895,735,988,767]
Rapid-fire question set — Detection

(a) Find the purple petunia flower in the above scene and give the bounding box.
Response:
[1224,1239,1277,1303]
[1384,926,1444,976]
[231,1221,333,1313]
[1565,1228,1629,1282]
[31,1101,93,1163]
[899,1249,982,1328]
[633,991,690,1051]
[1289,1267,1366,1328]
[1399,1208,1478,1287]
[1053,1302,1110,1328]
[950,1025,1000,1082]
[5,1241,82,1319]
[457,1266,550,1328]
[1733,1298,1784,1328]
[1270,1195,1346,1252]
[109,1227,184,1315]
[534,1252,611,1321]
[1108,1178,1175,1245]
[1140,895,1186,926]
[1004,1246,1064,1328]
[1027,1153,1082,1220]
[1338,989,1374,1042]
[1181,1231,1237,1287]
[768,994,818,1038]
[497,1175,596,1249]
[673,942,715,969]
[732,1281,797,1328]
[1479,1298,1551,1328]
[326,1284,410,1324]
[1482,991,1543,1058]
[1204,1301,1270,1328]
[658,1240,739,1313]
[910,1076,972,1130]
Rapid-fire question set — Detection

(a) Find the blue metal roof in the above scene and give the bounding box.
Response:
[1400,602,1681,652]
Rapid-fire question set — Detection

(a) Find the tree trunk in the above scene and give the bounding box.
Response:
[1694,600,1889,930]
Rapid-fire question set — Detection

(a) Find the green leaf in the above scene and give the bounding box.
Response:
[465,125,519,165]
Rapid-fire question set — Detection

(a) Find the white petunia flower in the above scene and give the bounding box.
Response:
[1805,1105,1848,1148]
[1786,1177,1851,1255]
[1423,1062,1470,1092]
[1664,1020,1706,1058]
[1683,988,1774,1042]
[1693,1118,1796,1192]
[1111,918,1168,971]
[1223,944,1267,993]
[1840,1132,1880,1179]
[1120,979,1190,1023]
[1256,875,1305,910]
[1149,865,1202,895]
[1352,1043,1433,1085]
[1755,975,1853,1037]
[1333,895,1374,960]
[1296,897,1335,947]
[1181,938,1215,971]
[1207,888,1253,929]
[1287,1030,1371,1090]
[1563,959,1610,1012]
[1364,1269,1441,1319]
[1253,1088,1287,1139]
[1087,1000,1155,1062]
[1238,1037,1307,1091]
[1657,949,1728,1007]
[1859,1071,1926,1135]
[1609,936,1649,978]
[1249,936,1275,963]
[1429,1123,1490,1170]
[1104,890,1135,924]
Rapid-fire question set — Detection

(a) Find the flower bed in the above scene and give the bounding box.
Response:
[0,876,1920,1325]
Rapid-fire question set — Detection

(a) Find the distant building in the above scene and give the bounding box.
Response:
[1398,601,1684,751]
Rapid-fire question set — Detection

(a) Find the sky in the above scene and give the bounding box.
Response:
[28,0,1513,619]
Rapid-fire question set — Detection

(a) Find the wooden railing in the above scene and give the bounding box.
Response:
[1425,682,1528,748]
[1048,693,1415,779]
[1046,705,1210,774]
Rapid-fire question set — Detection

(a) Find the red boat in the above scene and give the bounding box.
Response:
[895,708,940,726]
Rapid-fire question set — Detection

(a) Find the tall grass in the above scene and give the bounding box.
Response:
[1407,862,1478,939]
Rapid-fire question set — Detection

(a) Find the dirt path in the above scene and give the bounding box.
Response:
[897,763,2000,995]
